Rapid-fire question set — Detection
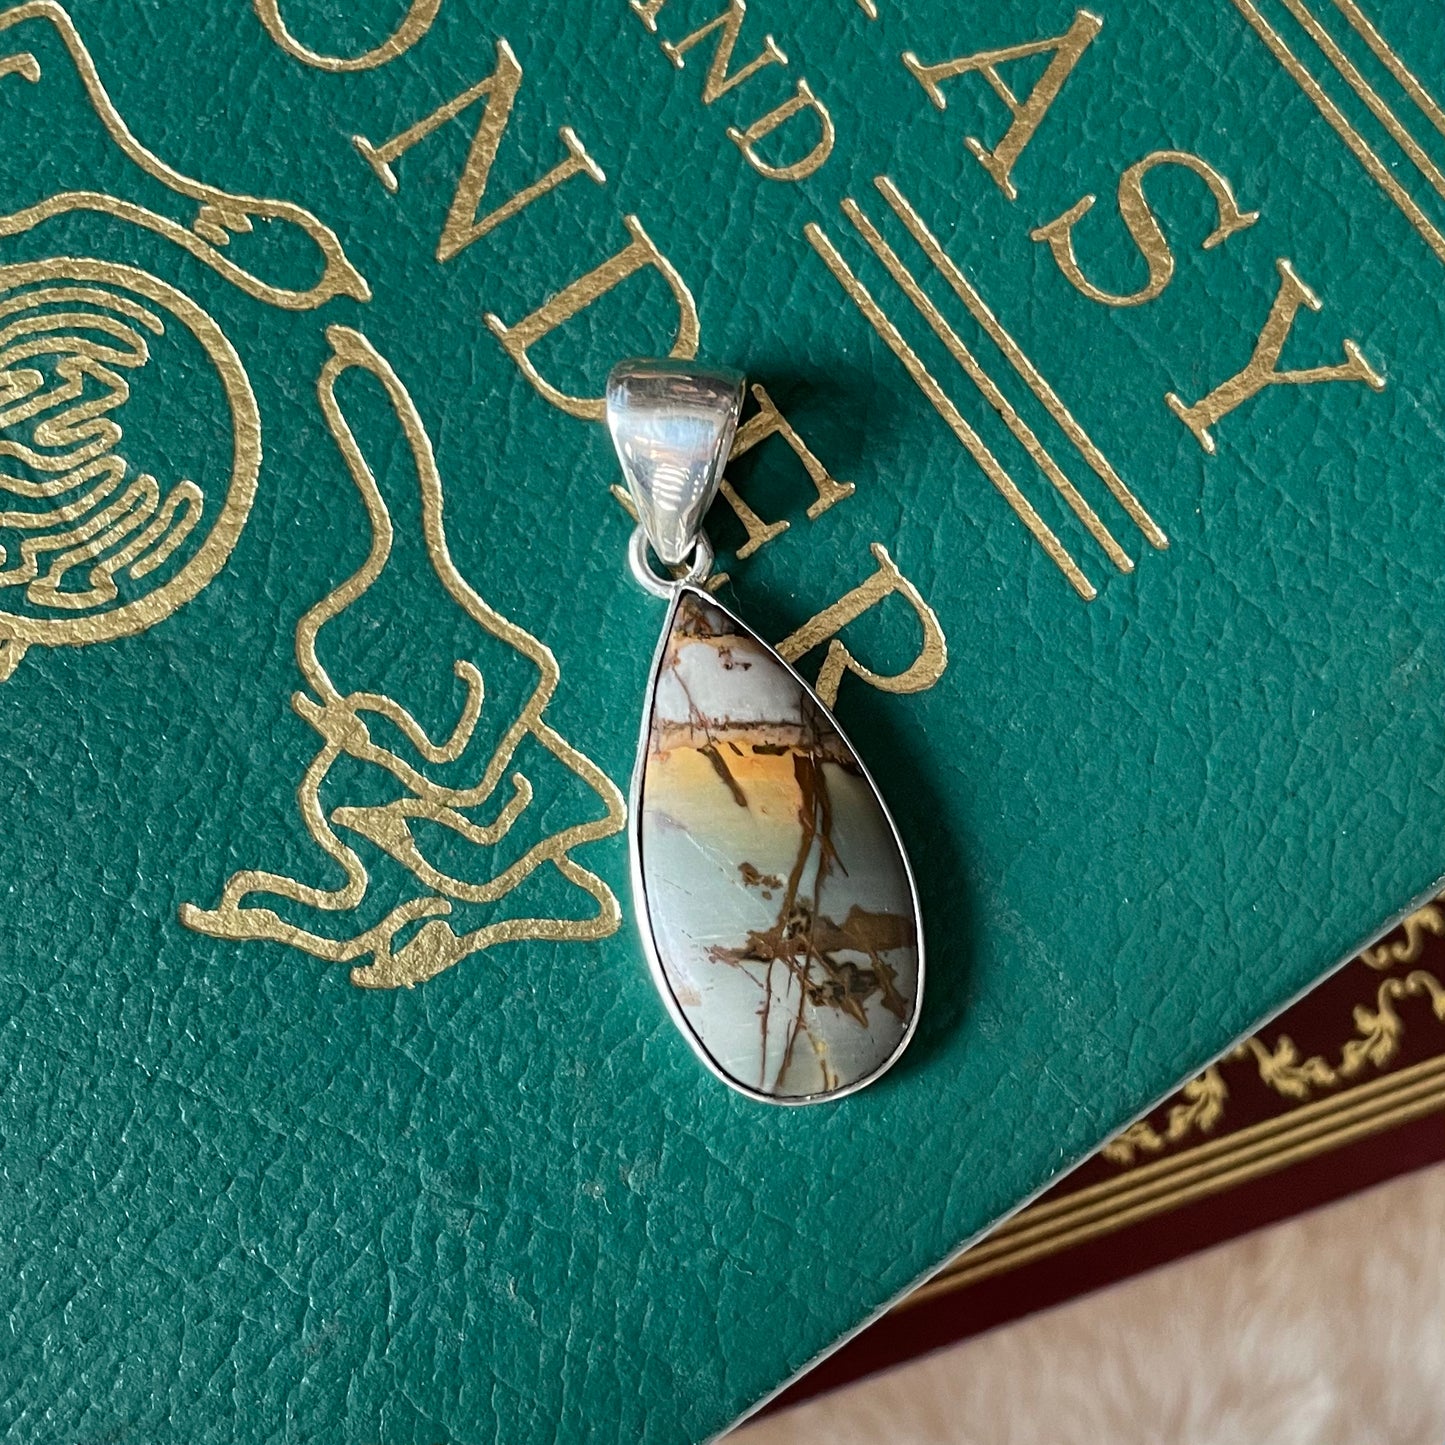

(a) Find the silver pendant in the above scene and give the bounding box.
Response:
[606,360,925,1105]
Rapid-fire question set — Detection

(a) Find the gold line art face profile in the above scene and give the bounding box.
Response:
[181,326,626,989]
[0,256,260,680]
[0,0,368,311]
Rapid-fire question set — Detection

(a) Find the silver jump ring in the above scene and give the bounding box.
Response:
[628,525,713,599]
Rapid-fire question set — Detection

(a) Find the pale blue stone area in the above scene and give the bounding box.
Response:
[636,589,920,1101]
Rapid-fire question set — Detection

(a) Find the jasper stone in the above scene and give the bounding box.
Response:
[635,588,921,1101]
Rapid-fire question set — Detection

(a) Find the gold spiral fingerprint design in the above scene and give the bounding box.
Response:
[0,258,260,678]
[0,284,203,608]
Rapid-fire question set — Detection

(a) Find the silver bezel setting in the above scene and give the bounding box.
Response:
[627,582,927,1106]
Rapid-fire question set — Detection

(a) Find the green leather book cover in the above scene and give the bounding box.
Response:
[2,0,1442,1438]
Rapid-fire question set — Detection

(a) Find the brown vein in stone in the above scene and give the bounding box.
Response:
[708,706,915,1092]
[651,715,858,767]
[660,592,914,1092]
[699,741,747,807]
[666,649,752,808]
[776,743,830,1087]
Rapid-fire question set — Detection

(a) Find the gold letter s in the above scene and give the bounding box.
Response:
[1031,150,1259,307]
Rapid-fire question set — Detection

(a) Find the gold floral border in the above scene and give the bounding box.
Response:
[1106,897,1445,1164]
[909,1052,1445,1302]
[906,895,1445,1306]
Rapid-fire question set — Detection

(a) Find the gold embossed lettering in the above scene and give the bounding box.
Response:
[1167,258,1385,453]
[718,382,855,557]
[485,214,699,421]
[715,478,786,556]
[902,10,1101,201]
[1031,150,1260,306]
[728,78,835,182]
[660,0,786,104]
[252,0,442,72]
[630,0,667,29]
[353,39,604,264]
[777,543,947,706]
[734,384,855,519]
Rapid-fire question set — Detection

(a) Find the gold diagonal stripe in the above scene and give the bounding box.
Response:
[1229,0,1445,265]
[959,1063,1445,1269]
[903,1052,1445,1304]
[915,1067,1445,1296]
[804,220,1097,599]
[965,1050,1445,1241]
[874,176,1169,553]
[1330,0,1445,141]
[840,197,1134,574]
[1278,0,1445,201]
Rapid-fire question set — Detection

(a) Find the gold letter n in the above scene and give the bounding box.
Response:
[353,39,604,263]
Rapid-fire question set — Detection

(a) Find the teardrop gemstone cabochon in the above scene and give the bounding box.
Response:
[632,587,923,1103]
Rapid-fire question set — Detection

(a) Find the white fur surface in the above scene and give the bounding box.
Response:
[732,1164,1445,1445]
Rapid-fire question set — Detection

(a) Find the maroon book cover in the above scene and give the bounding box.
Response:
[772,895,1445,1408]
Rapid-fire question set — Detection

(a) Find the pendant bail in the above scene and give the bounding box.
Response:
[605,359,745,567]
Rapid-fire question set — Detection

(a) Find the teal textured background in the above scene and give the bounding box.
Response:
[2,0,1444,1440]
